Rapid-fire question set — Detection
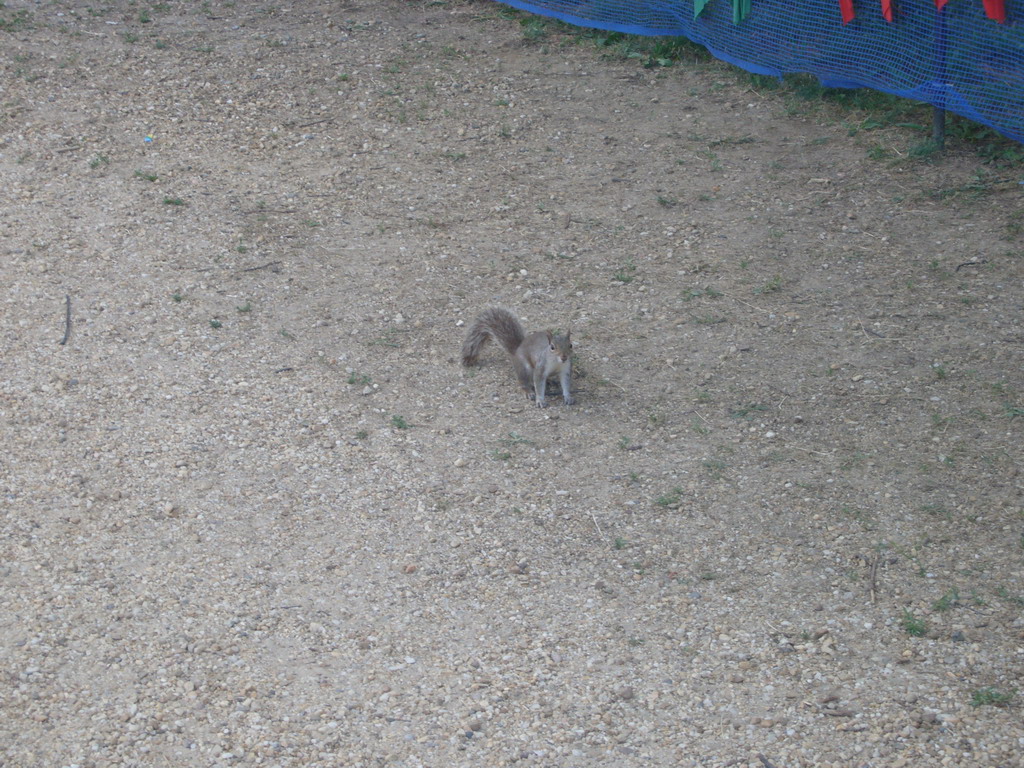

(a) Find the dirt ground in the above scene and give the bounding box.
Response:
[1,1,1022,766]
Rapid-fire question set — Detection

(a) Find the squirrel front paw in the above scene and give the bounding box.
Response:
[563,395,575,406]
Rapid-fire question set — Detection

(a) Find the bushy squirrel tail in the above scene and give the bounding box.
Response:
[461,307,526,366]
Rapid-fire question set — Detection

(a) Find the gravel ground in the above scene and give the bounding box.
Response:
[1,1,1022,766]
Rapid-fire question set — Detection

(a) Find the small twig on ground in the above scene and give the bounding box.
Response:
[869,551,880,605]
[723,292,768,313]
[758,754,779,768]
[860,322,887,339]
[689,409,711,426]
[241,261,283,273]
[59,294,72,345]
[789,445,833,458]
[955,259,987,272]
[591,513,603,538]
[241,209,296,215]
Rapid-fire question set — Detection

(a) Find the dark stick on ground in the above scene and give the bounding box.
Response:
[241,261,283,272]
[59,294,71,346]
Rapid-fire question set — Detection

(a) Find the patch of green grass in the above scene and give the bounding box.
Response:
[683,287,723,301]
[347,372,372,386]
[927,169,1002,202]
[613,537,628,550]
[748,73,782,91]
[900,609,928,637]
[367,328,404,348]
[697,148,723,172]
[840,452,868,472]
[970,687,1015,708]
[88,155,109,169]
[921,503,951,519]
[134,170,158,182]
[587,29,709,68]
[655,487,683,507]
[209,318,222,329]
[841,505,876,529]
[391,415,410,430]
[1004,403,1024,419]
[613,259,637,284]
[502,431,534,447]
[163,196,185,206]
[754,275,783,294]
[947,117,1024,167]
[236,302,252,313]
[171,293,183,303]
[0,5,32,31]
[867,144,892,161]
[728,403,768,420]
[932,587,960,613]
[355,429,368,440]
[702,458,727,478]
[490,449,512,461]
[994,586,1024,606]
[909,139,943,160]
[708,135,756,148]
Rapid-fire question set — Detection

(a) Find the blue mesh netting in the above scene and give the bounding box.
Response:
[497,0,1024,143]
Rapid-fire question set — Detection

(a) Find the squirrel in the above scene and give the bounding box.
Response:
[461,307,575,408]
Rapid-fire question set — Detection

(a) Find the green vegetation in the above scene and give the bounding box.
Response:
[970,687,1016,708]
[613,259,637,284]
[900,609,928,637]
[655,487,683,507]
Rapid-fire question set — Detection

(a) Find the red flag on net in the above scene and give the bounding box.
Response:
[842,0,1007,24]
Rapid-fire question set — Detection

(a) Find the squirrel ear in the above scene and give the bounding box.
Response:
[545,330,553,343]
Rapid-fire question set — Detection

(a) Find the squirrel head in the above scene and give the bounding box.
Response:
[547,329,572,361]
